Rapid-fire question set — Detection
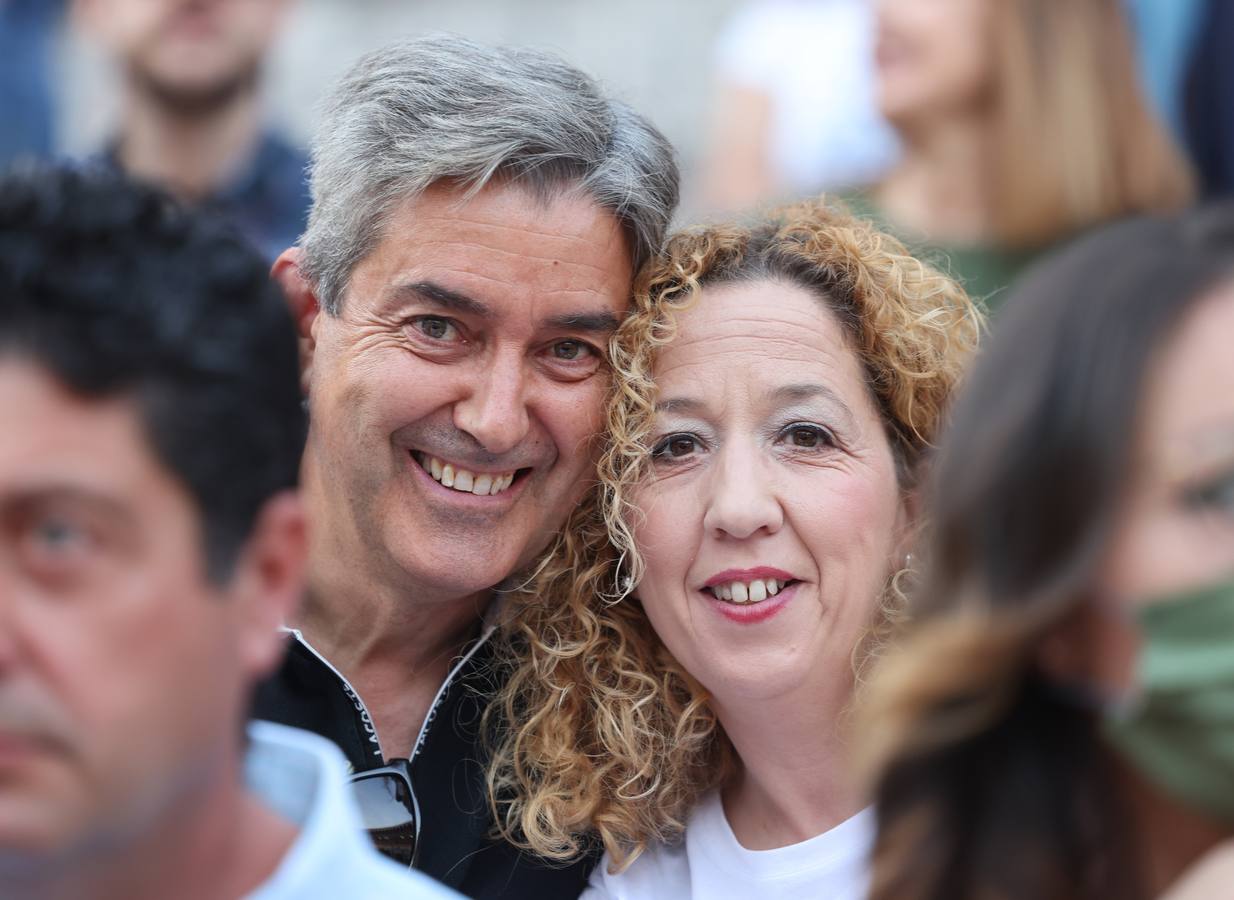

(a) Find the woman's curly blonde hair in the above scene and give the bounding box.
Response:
[484,197,983,871]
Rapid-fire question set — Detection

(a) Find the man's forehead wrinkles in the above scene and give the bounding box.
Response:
[400,266,621,308]
[412,211,620,247]
[404,237,625,276]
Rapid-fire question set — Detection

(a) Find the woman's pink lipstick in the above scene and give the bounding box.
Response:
[701,567,800,625]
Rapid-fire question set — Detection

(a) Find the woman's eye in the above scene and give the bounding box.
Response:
[652,434,700,459]
[1184,471,1234,518]
[412,317,457,341]
[782,423,833,449]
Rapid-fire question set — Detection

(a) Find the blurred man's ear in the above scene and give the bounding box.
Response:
[271,248,320,397]
[226,491,307,679]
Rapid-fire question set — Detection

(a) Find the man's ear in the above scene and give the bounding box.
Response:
[272,248,322,397]
[227,491,308,680]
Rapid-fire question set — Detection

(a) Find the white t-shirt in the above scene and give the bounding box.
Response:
[582,790,874,900]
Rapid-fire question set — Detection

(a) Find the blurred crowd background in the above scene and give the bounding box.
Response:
[4,0,1234,300]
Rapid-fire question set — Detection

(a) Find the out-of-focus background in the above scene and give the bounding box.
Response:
[6,0,1233,302]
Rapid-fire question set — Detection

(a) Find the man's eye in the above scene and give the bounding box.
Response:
[412,317,457,341]
[36,519,85,552]
[552,340,592,361]
[21,516,96,573]
[652,434,700,459]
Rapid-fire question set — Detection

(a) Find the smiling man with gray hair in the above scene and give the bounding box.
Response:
[256,34,678,899]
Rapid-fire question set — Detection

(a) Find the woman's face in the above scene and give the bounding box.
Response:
[628,280,911,711]
[874,0,993,128]
[1091,283,1234,691]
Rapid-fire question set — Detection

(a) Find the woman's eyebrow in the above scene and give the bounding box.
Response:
[653,396,706,415]
[768,382,856,427]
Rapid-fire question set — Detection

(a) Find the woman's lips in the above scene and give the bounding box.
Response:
[704,580,800,624]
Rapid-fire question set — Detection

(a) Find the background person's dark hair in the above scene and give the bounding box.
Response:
[862,207,1234,900]
[0,164,306,582]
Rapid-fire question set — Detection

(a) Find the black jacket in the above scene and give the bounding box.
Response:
[251,626,596,899]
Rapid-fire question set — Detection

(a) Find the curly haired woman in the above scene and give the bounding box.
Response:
[485,198,981,899]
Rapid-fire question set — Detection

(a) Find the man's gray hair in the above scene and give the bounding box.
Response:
[300,34,680,313]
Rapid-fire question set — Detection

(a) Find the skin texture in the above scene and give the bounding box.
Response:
[0,361,305,899]
[630,279,911,849]
[274,180,632,757]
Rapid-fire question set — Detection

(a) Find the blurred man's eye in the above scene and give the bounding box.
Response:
[36,519,85,551]
[20,514,99,576]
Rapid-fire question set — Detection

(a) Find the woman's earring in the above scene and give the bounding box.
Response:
[619,573,633,593]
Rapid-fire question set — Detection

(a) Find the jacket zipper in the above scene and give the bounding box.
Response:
[409,621,496,762]
[286,628,385,762]
[285,622,497,764]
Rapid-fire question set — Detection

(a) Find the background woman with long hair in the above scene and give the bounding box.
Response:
[860,208,1234,899]
[861,0,1194,307]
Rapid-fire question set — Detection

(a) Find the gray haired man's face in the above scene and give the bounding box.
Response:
[301,181,632,600]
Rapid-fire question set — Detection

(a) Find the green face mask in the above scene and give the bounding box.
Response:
[1102,575,1234,825]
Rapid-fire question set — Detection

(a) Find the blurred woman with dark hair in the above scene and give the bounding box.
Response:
[860,0,1195,308]
[859,208,1234,899]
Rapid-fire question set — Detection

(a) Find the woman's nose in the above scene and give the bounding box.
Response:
[700,445,784,540]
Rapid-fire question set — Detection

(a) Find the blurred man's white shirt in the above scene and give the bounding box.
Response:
[243,721,460,899]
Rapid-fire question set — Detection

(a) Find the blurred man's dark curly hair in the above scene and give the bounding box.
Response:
[0,164,305,581]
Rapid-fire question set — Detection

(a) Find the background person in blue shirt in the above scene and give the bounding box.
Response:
[74,0,309,260]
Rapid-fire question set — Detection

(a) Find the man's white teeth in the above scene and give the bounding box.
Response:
[709,578,787,604]
[417,454,515,496]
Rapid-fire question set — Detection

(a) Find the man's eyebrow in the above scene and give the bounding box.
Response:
[542,311,622,333]
[389,281,492,317]
[3,484,136,526]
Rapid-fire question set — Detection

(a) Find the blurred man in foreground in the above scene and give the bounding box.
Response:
[0,165,456,899]
[75,0,308,259]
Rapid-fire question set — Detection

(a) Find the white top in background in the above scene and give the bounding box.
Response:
[582,789,874,900]
[714,0,900,192]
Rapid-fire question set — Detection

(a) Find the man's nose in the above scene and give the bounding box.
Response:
[452,351,531,456]
[700,443,784,540]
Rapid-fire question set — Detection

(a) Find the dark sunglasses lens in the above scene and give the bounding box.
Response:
[351,773,417,866]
